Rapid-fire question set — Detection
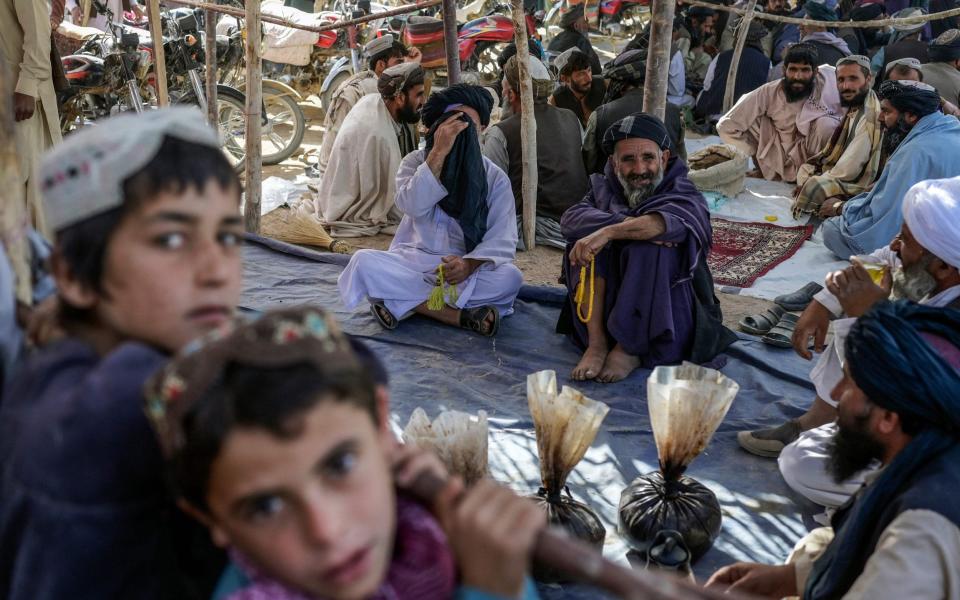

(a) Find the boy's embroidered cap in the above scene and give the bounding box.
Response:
[144,306,360,458]
[39,107,220,232]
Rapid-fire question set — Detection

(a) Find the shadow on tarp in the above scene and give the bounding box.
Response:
[241,235,823,598]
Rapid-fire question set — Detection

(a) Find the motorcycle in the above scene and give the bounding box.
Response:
[598,0,649,36]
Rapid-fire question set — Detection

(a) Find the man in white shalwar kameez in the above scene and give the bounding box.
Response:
[314,62,424,237]
[339,84,522,337]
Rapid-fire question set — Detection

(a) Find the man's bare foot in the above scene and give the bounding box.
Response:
[597,344,641,383]
[572,345,608,381]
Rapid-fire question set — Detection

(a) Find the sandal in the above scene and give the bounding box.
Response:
[370,301,398,330]
[459,305,500,337]
[761,312,799,348]
[774,282,824,312]
[738,305,785,335]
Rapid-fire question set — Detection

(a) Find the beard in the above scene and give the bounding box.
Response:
[881,115,913,156]
[827,413,885,484]
[891,252,938,301]
[569,78,592,95]
[840,88,869,108]
[396,102,421,124]
[617,169,664,209]
[782,76,815,102]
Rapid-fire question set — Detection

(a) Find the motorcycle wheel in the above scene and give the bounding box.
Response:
[262,81,306,165]
[321,69,353,116]
[176,84,248,173]
[465,41,507,86]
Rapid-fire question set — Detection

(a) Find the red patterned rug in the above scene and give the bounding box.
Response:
[708,219,813,288]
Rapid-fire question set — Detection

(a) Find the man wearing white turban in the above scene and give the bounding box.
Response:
[741,177,960,509]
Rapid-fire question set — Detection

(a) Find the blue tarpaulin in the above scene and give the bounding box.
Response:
[241,236,822,596]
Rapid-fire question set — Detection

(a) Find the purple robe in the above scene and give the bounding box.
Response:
[557,158,734,367]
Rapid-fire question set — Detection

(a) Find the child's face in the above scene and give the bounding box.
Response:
[203,400,397,600]
[86,181,242,352]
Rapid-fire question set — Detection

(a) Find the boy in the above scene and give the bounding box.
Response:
[0,108,244,599]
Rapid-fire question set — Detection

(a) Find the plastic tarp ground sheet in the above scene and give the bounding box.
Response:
[241,236,823,598]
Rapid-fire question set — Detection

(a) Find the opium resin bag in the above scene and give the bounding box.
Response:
[527,370,610,582]
[403,408,488,486]
[618,362,739,562]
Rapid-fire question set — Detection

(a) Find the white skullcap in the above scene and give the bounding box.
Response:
[40,107,220,232]
[902,177,960,268]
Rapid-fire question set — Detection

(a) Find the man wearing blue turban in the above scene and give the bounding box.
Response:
[709,300,960,599]
[338,84,523,337]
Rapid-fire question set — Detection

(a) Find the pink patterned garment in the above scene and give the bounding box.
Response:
[228,495,457,600]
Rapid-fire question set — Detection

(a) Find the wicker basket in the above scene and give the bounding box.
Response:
[686,144,748,199]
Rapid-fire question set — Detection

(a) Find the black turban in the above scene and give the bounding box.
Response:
[878,79,942,117]
[559,3,585,28]
[602,49,646,103]
[421,83,495,129]
[930,29,960,62]
[601,113,671,155]
[687,5,716,18]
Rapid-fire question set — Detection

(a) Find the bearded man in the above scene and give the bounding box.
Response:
[558,115,735,383]
[821,79,960,259]
[711,300,960,600]
[550,48,605,127]
[739,178,960,508]
[314,63,424,237]
[924,30,960,107]
[793,56,883,220]
[718,44,842,183]
[339,85,522,337]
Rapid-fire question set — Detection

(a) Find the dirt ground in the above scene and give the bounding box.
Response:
[261,99,775,331]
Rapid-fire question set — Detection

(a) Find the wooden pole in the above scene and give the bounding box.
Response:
[0,62,32,305]
[722,0,759,113]
[442,0,461,84]
[147,0,169,106]
[244,0,262,233]
[642,0,675,120]
[205,9,218,126]
[511,0,537,250]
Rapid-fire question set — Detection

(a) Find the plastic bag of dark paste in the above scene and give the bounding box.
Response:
[527,370,610,582]
[618,471,722,561]
[618,363,738,563]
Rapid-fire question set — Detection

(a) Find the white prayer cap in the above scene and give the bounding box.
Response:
[40,107,220,233]
[902,177,960,268]
[364,34,397,59]
[885,56,924,75]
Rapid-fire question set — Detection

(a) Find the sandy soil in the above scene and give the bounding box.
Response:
[258,98,776,331]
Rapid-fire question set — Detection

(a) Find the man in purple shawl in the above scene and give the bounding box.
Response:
[558,114,735,382]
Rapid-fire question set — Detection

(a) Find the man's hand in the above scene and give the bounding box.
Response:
[792,299,831,360]
[405,46,423,63]
[826,263,890,318]
[818,197,845,219]
[569,227,610,267]
[441,255,481,285]
[391,442,449,491]
[435,478,546,599]
[426,117,469,177]
[23,296,64,347]
[705,562,797,598]
[13,93,36,122]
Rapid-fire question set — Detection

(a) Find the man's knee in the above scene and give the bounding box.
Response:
[494,263,524,295]
[820,216,856,260]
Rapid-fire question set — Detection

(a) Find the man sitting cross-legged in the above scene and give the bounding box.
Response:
[338,85,523,337]
[558,114,735,383]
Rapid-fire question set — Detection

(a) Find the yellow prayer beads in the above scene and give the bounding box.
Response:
[575,258,596,324]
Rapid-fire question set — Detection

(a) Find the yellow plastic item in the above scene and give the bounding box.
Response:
[574,258,595,323]
[765,215,778,222]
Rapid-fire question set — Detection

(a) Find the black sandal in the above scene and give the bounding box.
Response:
[459,306,500,337]
[370,301,398,330]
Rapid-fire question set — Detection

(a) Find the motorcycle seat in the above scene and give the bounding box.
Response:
[406,15,444,34]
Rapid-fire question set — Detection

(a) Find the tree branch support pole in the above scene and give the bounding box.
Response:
[442,0,461,84]
[147,0,168,106]
[205,9,218,126]
[244,0,262,233]
[722,0,759,112]
[642,0,675,120]
[512,0,537,250]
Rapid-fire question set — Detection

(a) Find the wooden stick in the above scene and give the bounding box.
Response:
[167,0,442,35]
[404,470,751,600]
[244,0,262,233]
[512,0,537,250]
[147,0,168,106]
[0,61,32,305]
[205,8,218,127]
[442,0,461,84]
[683,0,960,29]
[642,0,675,120]
[722,0,759,113]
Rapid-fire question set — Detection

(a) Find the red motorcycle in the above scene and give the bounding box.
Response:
[598,0,649,35]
